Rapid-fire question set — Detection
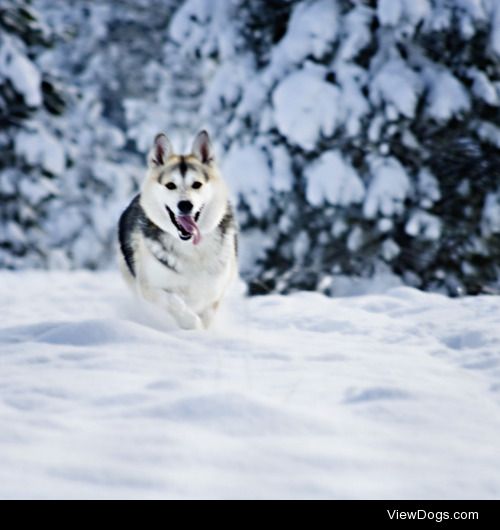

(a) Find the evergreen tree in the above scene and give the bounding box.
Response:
[2,0,500,298]
[0,0,66,267]
[30,0,181,268]
[166,0,500,296]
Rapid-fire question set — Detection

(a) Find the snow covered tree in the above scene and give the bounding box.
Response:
[2,0,500,298]
[0,0,66,267]
[166,0,500,296]
[29,0,182,269]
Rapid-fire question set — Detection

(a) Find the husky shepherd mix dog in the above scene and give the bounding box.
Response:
[118,131,238,330]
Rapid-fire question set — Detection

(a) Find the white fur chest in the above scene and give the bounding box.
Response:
[138,230,235,313]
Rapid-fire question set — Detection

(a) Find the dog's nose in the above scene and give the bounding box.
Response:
[177,201,193,214]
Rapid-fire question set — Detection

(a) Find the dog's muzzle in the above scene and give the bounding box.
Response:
[166,206,201,244]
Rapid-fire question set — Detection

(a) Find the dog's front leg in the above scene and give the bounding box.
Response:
[199,301,219,329]
[161,290,203,330]
[136,280,202,330]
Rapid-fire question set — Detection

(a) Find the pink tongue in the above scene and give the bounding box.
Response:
[177,215,201,245]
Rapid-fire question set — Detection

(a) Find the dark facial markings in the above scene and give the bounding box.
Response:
[179,156,188,177]
[158,157,210,184]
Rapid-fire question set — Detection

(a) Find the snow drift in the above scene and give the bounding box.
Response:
[1,272,499,499]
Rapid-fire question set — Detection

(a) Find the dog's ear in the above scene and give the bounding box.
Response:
[191,130,214,164]
[148,133,172,167]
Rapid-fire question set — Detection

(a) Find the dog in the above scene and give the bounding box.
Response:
[118,130,238,330]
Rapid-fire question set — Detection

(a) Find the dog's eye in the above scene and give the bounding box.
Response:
[166,182,177,190]
[192,181,202,189]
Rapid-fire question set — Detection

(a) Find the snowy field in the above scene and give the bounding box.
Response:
[1,271,500,499]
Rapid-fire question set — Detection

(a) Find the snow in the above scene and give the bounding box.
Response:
[468,68,498,106]
[377,0,403,27]
[491,2,500,57]
[4,0,496,294]
[200,0,338,129]
[273,68,340,150]
[169,0,235,60]
[417,168,441,207]
[405,210,442,241]
[424,68,471,121]
[19,176,58,205]
[0,35,42,108]
[168,0,212,55]
[222,144,271,218]
[335,63,370,137]
[381,238,401,260]
[271,0,338,65]
[15,124,66,177]
[347,226,364,252]
[238,228,274,277]
[1,271,500,499]
[476,121,500,148]
[0,169,18,196]
[124,99,168,153]
[270,146,293,193]
[377,0,430,28]
[363,156,411,219]
[371,58,422,119]
[200,61,244,118]
[338,5,372,62]
[0,222,27,247]
[481,191,500,236]
[305,151,364,207]
[456,0,487,20]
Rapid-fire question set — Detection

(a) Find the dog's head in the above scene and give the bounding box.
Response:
[141,130,228,245]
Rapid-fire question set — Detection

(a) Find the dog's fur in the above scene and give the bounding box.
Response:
[118,131,238,329]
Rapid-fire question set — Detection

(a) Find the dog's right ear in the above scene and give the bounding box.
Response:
[148,133,173,168]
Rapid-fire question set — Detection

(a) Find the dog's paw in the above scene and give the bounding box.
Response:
[178,312,203,330]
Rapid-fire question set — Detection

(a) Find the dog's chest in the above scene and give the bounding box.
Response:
[140,232,233,308]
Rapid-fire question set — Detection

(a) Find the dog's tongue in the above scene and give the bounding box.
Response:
[177,215,201,245]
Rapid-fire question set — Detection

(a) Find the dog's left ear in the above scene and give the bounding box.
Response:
[191,130,214,164]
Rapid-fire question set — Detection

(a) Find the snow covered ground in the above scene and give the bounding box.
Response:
[1,271,500,499]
